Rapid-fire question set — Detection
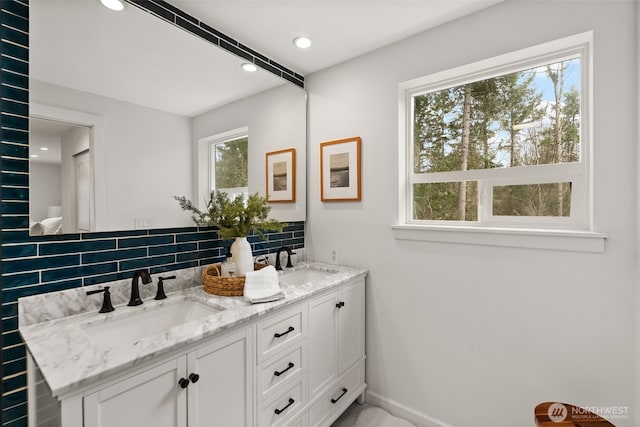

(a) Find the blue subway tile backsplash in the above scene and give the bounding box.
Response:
[0,55,28,77]
[39,239,117,255]
[117,234,175,248]
[2,244,36,259]
[1,215,28,229]
[2,390,27,415]
[2,0,28,18]
[2,254,80,274]
[2,272,40,289]
[1,130,28,145]
[1,5,28,30]
[119,254,177,271]
[2,400,27,423]
[0,2,306,425]
[1,157,29,173]
[81,247,148,264]
[148,242,197,256]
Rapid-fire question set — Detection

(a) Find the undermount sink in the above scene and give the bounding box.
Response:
[82,299,222,348]
[279,268,337,285]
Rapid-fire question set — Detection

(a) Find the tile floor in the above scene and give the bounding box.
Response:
[331,401,373,426]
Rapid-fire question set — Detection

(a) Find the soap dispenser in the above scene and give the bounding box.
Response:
[221,247,236,277]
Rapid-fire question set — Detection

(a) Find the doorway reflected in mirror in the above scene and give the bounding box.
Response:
[29,117,92,235]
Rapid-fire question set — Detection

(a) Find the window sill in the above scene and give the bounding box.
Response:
[391,224,606,253]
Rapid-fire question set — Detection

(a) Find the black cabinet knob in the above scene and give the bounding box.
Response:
[335,301,345,308]
[189,373,200,383]
[178,378,189,389]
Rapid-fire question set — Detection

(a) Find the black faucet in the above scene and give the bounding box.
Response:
[86,286,115,313]
[128,270,152,306]
[154,275,175,300]
[275,246,295,270]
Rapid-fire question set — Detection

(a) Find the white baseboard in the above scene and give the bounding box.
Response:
[365,390,456,427]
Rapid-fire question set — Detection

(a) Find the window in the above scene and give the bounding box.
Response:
[399,33,592,232]
[210,135,248,198]
[206,129,249,200]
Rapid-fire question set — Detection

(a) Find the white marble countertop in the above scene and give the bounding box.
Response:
[18,262,367,397]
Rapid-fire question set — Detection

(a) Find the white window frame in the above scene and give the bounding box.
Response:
[196,127,249,209]
[395,32,606,252]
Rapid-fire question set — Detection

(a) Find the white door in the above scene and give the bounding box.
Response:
[308,291,338,400]
[74,149,91,232]
[337,281,365,375]
[84,357,187,427]
[187,327,254,427]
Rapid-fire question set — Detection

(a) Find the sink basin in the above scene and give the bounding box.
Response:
[82,299,222,348]
[279,268,336,285]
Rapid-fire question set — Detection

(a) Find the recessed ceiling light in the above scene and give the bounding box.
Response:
[293,36,312,49]
[241,63,257,73]
[99,0,126,11]
[40,147,49,151]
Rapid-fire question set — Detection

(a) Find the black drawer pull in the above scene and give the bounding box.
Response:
[178,378,189,389]
[274,326,294,338]
[189,373,199,383]
[274,362,295,377]
[274,398,295,415]
[335,301,345,308]
[331,388,348,404]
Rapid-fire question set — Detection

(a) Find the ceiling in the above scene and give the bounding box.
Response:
[30,0,285,117]
[30,0,503,117]
[29,118,81,164]
[172,0,504,76]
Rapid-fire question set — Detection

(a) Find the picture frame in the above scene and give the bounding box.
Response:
[320,137,362,202]
[266,148,296,203]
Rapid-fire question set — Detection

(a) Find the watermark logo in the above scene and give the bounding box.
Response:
[574,405,629,421]
[544,402,629,423]
[547,403,568,423]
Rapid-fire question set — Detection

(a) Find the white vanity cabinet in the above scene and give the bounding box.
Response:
[84,357,187,427]
[187,328,254,427]
[308,280,365,400]
[307,279,366,427]
[82,327,253,427]
[33,273,366,427]
[256,304,307,427]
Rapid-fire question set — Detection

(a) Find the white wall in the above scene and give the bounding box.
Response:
[635,0,640,420]
[30,80,193,230]
[60,126,90,233]
[29,162,61,221]
[193,84,307,222]
[306,1,637,426]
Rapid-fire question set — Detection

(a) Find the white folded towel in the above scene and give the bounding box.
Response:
[243,266,285,304]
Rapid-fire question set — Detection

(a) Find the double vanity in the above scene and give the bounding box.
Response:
[19,262,367,427]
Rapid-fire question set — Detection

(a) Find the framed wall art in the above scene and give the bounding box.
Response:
[266,148,296,203]
[320,137,361,202]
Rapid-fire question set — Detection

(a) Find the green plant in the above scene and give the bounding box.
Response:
[174,191,285,240]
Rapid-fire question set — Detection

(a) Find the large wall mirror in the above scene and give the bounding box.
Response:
[28,0,306,235]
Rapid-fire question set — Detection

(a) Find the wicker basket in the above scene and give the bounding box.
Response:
[202,263,268,296]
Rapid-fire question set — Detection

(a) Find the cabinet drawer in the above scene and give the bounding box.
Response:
[308,361,364,427]
[258,305,305,361]
[283,411,308,427]
[260,344,304,399]
[259,379,305,427]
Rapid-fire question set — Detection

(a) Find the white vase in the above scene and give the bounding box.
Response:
[230,237,254,277]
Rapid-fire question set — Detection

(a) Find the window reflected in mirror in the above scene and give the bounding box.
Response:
[209,130,249,200]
